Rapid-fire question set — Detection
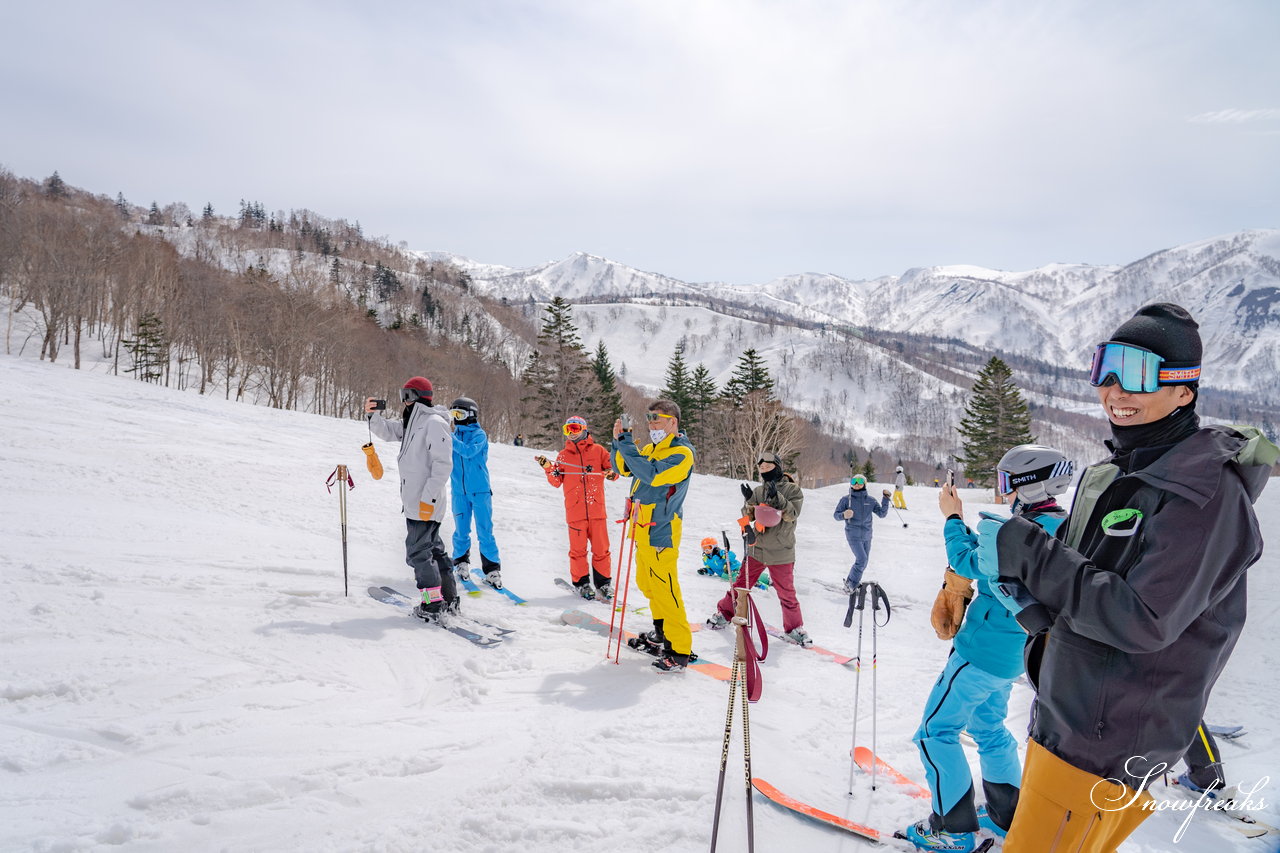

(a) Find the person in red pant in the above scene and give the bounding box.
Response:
[537,415,617,600]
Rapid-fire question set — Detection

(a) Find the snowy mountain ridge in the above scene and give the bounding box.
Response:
[425,229,1280,396]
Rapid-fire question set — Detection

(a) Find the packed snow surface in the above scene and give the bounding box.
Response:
[2,355,1276,852]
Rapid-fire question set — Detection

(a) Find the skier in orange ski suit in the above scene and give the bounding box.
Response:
[538,416,617,599]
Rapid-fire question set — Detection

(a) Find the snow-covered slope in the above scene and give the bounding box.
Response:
[2,353,1275,852]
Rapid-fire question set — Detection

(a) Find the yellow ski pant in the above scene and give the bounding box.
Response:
[630,508,691,657]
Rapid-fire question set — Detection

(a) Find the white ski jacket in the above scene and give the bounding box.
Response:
[368,403,453,520]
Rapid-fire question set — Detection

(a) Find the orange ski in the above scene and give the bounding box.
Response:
[852,746,931,799]
[751,778,881,841]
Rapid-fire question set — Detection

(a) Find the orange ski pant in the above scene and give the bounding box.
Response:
[567,517,612,584]
[1005,739,1154,853]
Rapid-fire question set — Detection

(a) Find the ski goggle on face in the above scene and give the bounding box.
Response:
[850,476,866,487]
[400,388,428,404]
[449,408,473,421]
[1088,342,1200,394]
[562,422,586,437]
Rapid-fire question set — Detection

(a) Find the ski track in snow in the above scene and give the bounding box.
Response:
[1,354,1276,852]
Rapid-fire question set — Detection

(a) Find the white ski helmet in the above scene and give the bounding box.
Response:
[996,444,1074,504]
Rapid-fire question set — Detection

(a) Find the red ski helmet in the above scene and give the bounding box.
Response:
[401,376,433,404]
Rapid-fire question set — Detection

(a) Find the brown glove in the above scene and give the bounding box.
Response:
[930,568,974,640]
[362,442,383,480]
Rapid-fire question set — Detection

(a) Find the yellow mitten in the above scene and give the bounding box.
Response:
[930,569,974,640]
[363,442,383,480]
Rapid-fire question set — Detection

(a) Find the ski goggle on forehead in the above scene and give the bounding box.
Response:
[1088,342,1200,394]
[562,421,586,437]
[997,461,1073,495]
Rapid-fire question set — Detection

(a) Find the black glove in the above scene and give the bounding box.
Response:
[766,481,778,499]
[740,483,754,501]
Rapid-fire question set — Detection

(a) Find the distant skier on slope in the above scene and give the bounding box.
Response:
[903,445,1071,852]
[447,396,503,590]
[833,474,890,592]
[537,415,616,600]
[892,465,908,509]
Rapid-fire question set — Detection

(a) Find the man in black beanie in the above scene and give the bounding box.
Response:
[969,303,1276,852]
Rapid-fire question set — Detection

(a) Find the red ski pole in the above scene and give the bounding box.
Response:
[607,499,639,663]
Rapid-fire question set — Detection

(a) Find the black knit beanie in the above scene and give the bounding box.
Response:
[1108,303,1202,395]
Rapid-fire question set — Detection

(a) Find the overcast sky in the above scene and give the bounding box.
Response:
[2,0,1277,284]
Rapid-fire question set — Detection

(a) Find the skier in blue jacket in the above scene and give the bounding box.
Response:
[448,397,503,589]
[902,445,1073,853]
[832,475,890,592]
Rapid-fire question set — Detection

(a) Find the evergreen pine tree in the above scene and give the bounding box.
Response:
[587,341,624,434]
[956,356,1035,486]
[723,348,776,405]
[861,458,877,482]
[202,203,215,221]
[122,313,168,383]
[147,202,163,226]
[115,192,129,218]
[685,362,719,442]
[44,171,66,196]
[659,339,695,422]
[519,297,595,446]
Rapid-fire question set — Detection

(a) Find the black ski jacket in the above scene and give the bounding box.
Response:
[994,426,1271,788]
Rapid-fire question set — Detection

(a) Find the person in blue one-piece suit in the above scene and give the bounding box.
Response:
[448,396,503,589]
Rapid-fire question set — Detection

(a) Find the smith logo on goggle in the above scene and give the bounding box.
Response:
[1007,472,1040,487]
[1158,366,1202,383]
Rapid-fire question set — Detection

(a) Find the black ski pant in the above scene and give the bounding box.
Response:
[406,519,458,601]
[1183,720,1226,790]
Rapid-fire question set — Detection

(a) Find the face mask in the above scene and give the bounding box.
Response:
[649,429,667,444]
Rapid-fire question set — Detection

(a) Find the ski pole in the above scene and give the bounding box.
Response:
[710,584,758,853]
[846,582,868,794]
[607,499,640,663]
[892,505,908,528]
[326,464,354,596]
[710,627,741,852]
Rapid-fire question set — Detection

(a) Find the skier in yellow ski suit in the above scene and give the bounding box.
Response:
[612,399,696,673]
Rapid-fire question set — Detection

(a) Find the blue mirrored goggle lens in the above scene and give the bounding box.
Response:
[997,470,1013,495]
[1088,343,1162,393]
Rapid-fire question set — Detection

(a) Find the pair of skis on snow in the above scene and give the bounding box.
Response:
[752,748,995,850]
[365,586,514,648]
[760,743,1278,846]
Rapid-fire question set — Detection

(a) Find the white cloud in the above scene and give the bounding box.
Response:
[1188,108,1280,124]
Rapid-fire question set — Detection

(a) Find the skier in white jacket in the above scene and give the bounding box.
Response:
[365,376,457,619]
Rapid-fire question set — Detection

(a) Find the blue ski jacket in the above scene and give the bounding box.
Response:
[945,509,1065,679]
[833,489,889,541]
[450,423,492,498]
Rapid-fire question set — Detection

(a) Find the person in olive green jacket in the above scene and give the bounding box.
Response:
[706,451,810,646]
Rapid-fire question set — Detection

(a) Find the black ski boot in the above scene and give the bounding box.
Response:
[652,652,690,673]
[627,630,664,656]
